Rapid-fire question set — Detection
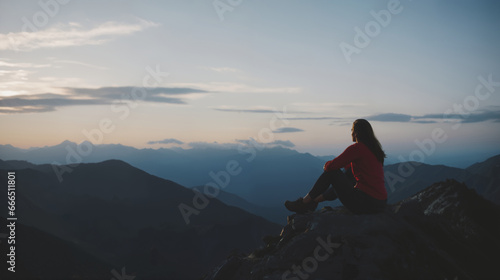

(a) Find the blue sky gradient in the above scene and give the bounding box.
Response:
[0,0,499,167]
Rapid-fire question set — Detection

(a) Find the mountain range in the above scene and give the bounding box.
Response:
[385,155,500,204]
[1,141,499,212]
[0,159,280,280]
[0,141,499,279]
[0,141,325,207]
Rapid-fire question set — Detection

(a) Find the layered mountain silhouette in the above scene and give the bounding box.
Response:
[1,142,499,227]
[202,179,500,279]
[1,141,499,209]
[384,155,500,204]
[1,147,499,279]
[0,141,325,207]
[0,160,280,280]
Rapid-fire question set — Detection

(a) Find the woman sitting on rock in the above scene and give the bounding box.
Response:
[285,119,387,214]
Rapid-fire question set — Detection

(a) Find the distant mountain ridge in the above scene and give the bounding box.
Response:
[0,141,326,207]
[0,159,281,279]
[0,141,500,214]
[1,141,499,212]
[384,156,500,205]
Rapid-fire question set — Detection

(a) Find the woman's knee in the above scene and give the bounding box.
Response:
[322,169,345,181]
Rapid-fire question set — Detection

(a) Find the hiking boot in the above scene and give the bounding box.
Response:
[284,197,304,212]
[285,198,318,214]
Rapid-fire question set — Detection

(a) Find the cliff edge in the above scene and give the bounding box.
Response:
[202,179,500,280]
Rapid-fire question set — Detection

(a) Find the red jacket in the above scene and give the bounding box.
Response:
[324,142,387,200]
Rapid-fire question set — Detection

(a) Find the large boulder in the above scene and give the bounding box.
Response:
[202,179,500,280]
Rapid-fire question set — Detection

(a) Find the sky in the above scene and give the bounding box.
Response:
[0,0,499,167]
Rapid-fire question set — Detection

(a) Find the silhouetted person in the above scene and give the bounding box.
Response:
[285,119,387,214]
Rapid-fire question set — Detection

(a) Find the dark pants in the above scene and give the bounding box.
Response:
[308,170,387,214]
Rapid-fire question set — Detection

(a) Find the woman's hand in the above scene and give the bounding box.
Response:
[323,161,331,171]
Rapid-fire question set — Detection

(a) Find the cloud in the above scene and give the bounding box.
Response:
[0,60,50,68]
[235,138,296,148]
[272,127,304,133]
[147,138,184,145]
[187,141,239,150]
[0,93,105,113]
[68,86,206,99]
[171,82,302,94]
[188,138,296,150]
[366,113,413,123]
[267,140,295,148]
[0,19,159,51]
[53,60,108,70]
[321,108,500,126]
[213,104,366,123]
[214,106,305,116]
[458,110,500,123]
[0,86,207,113]
[364,109,500,124]
[411,120,439,124]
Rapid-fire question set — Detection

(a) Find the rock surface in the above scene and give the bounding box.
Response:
[202,180,500,280]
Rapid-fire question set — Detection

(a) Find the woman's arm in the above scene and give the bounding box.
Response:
[323,143,362,172]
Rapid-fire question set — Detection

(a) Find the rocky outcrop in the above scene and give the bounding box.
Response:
[202,180,500,280]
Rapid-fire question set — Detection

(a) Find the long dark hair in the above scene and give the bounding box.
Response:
[353,119,386,164]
